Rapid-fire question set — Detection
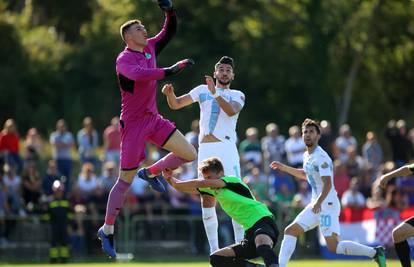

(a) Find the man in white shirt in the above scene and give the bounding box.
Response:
[341,177,366,209]
[270,118,385,267]
[284,126,306,168]
[162,56,245,254]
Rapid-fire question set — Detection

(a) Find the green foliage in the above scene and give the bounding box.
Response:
[0,0,413,143]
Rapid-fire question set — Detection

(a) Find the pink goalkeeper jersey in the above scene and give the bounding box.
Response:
[116,12,177,122]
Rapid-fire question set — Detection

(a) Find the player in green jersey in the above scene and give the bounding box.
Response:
[164,157,279,267]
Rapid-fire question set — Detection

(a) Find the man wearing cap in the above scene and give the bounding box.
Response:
[162,56,246,254]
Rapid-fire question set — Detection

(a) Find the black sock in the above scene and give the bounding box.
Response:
[395,240,412,267]
[256,244,278,267]
[210,254,248,267]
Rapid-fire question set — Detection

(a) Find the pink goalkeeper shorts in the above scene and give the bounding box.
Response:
[119,113,176,170]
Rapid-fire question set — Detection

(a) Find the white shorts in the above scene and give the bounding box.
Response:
[198,141,240,178]
[293,198,341,237]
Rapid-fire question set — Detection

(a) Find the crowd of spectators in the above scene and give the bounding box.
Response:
[0,117,414,253]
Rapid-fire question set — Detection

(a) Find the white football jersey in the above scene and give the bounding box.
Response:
[303,146,338,202]
[189,85,245,144]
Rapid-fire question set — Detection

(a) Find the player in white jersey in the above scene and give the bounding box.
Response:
[162,56,245,254]
[270,118,386,267]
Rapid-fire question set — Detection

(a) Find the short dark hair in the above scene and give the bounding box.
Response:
[120,19,141,41]
[215,56,234,70]
[199,157,224,174]
[302,118,321,134]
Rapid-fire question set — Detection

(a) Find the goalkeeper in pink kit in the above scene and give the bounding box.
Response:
[97,0,197,258]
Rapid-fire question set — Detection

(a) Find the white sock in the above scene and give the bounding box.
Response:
[232,219,244,243]
[278,235,297,267]
[202,207,219,254]
[336,240,376,258]
[103,224,114,235]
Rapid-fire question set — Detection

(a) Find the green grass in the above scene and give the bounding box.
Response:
[0,260,402,267]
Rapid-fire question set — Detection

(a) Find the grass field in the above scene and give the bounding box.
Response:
[0,260,402,267]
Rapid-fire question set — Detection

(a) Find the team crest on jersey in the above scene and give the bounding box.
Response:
[313,165,319,172]
[145,53,152,59]
[321,162,329,169]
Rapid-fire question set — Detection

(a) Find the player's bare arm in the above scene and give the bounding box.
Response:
[312,175,332,214]
[205,75,242,116]
[270,161,306,180]
[162,83,193,110]
[378,165,413,189]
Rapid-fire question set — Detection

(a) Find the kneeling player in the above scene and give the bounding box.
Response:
[378,163,414,267]
[164,157,278,267]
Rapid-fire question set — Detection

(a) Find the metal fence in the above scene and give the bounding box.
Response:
[0,206,320,263]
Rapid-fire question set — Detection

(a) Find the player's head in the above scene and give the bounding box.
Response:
[214,56,235,87]
[301,118,321,147]
[120,19,148,48]
[199,157,224,179]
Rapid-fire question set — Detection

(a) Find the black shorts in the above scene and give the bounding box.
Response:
[404,216,414,227]
[232,216,279,260]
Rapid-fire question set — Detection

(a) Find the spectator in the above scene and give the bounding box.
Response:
[319,120,335,158]
[272,183,293,209]
[341,177,366,209]
[261,123,285,174]
[362,131,383,179]
[185,119,200,151]
[385,186,408,211]
[244,167,269,202]
[75,162,101,226]
[0,172,9,244]
[184,119,200,175]
[21,163,42,213]
[50,119,74,180]
[3,164,25,216]
[77,117,99,168]
[239,127,263,168]
[23,127,44,167]
[291,180,312,208]
[345,146,366,178]
[99,161,118,205]
[334,124,357,163]
[333,159,350,198]
[129,175,154,217]
[42,160,62,196]
[76,162,101,200]
[284,125,306,168]
[385,119,413,167]
[103,116,121,165]
[0,119,22,173]
[366,185,386,209]
[270,168,296,195]
[396,169,414,206]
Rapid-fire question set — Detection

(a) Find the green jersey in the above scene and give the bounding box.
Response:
[197,176,273,231]
[409,163,414,173]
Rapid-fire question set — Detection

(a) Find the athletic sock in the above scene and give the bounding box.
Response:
[202,207,219,254]
[278,235,297,267]
[147,152,188,175]
[103,224,114,235]
[336,240,376,258]
[104,179,131,225]
[256,244,278,266]
[232,219,245,243]
[395,240,412,267]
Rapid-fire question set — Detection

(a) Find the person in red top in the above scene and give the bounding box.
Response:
[0,119,22,173]
[103,117,121,165]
